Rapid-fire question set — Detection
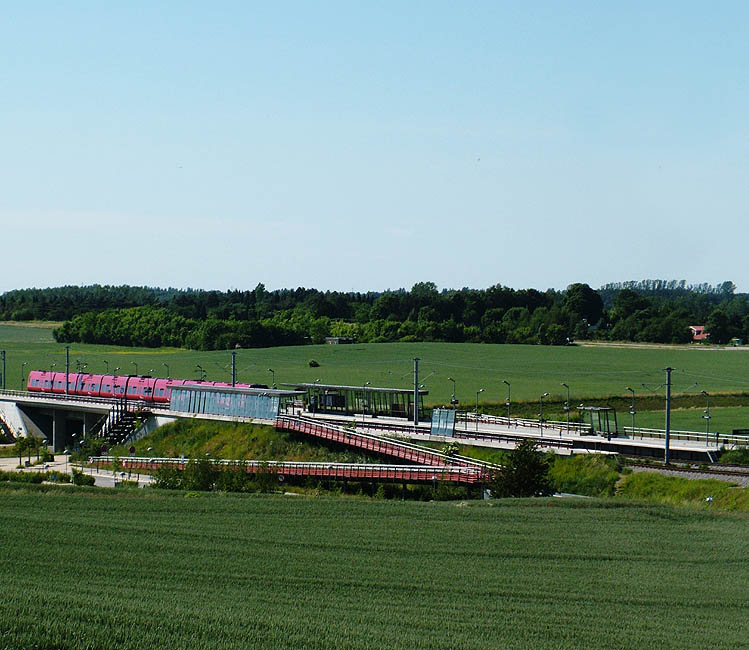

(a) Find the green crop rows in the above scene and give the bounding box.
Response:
[0,487,746,650]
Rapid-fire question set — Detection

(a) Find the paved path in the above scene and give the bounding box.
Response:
[0,454,153,487]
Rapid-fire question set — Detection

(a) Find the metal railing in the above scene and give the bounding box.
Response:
[621,426,748,447]
[276,415,497,472]
[90,456,487,484]
[0,388,149,411]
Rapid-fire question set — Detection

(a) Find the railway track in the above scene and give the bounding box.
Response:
[624,460,749,479]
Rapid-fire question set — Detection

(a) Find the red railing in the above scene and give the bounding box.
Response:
[275,415,495,473]
[94,456,486,485]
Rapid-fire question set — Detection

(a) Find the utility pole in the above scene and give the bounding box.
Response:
[664,367,673,465]
[231,351,237,387]
[413,358,420,426]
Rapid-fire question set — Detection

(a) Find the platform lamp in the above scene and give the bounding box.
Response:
[103,360,109,374]
[362,381,371,424]
[475,388,484,431]
[626,387,636,438]
[701,390,712,445]
[448,377,457,405]
[561,383,570,436]
[21,362,28,390]
[268,368,275,388]
[539,392,550,435]
[163,362,170,379]
[502,380,511,421]
[131,361,138,376]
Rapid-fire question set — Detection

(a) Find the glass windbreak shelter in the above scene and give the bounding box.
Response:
[169,384,303,420]
[280,383,428,420]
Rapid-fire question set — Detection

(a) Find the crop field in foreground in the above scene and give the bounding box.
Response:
[2,322,749,405]
[0,486,746,650]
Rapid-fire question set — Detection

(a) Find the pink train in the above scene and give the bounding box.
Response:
[26,370,265,404]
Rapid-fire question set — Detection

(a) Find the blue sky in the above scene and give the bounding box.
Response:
[2,1,748,294]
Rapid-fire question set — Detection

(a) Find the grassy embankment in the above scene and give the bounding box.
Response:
[103,420,749,510]
[0,486,746,650]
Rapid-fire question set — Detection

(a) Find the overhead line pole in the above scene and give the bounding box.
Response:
[665,367,673,465]
[65,345,70,395]
[413,358,420,426]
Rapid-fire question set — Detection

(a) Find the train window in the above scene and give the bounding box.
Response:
[128,387,136,394]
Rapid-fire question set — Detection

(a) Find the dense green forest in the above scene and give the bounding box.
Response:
[1,281,747,351]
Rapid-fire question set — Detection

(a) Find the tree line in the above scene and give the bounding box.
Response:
[3,280,748,350]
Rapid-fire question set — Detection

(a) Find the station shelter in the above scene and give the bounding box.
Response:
[280,382,429,421]
[577,405,618,440]
[169,384,305,420]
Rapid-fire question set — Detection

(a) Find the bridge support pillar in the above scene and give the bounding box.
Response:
[51,410,66,452]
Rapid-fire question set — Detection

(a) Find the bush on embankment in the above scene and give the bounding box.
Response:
[549,454,623,497]
[0,470,70,484]
[616,472,749,511]
[718,447,749,466]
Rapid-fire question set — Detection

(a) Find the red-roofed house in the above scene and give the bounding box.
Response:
[689,325,709,342]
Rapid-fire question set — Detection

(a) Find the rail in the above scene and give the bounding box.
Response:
[459,411,591,434]
[621,426,748,447]
[318,415,574,451]
[451,429,574,450]
[0,389,150,411]
[91,456,487,485]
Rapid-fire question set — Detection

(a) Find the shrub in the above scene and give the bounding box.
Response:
[308,359,320,367]
[550,454,622,497]
[718,448,749,466]
[71,469,96,486]
[152,464,183,490]
[489,439,553,498]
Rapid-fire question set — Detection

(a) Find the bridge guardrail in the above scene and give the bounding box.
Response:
[90,456,486,484]
[621,426,747,447]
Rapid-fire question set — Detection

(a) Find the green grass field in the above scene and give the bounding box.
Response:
[0,486,746,650]
[631,405,749,434]
[3,323,749,406]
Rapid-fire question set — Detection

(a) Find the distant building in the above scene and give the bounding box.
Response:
[689,325,709,342]
[325,337,355,344]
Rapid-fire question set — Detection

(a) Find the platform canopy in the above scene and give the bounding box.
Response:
[280,382,428,420]
[577,405,618,440]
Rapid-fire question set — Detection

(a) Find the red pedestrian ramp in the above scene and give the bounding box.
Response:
[275,415,494,475]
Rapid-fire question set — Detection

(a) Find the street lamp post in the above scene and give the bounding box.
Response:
[502,380,511,421]
[447,377,458,405]
[163,362,170,379]
[268,368,275,388]
[103,360,109,374]
[362,381,371,424]
[131,362,138,376]
[626,387,637,438]
[561,383,570,436]
[701,390,712,445]
[539,392,550,435]
[21,362,28,390]
[475,388,484,431]
[196,365,205,381]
